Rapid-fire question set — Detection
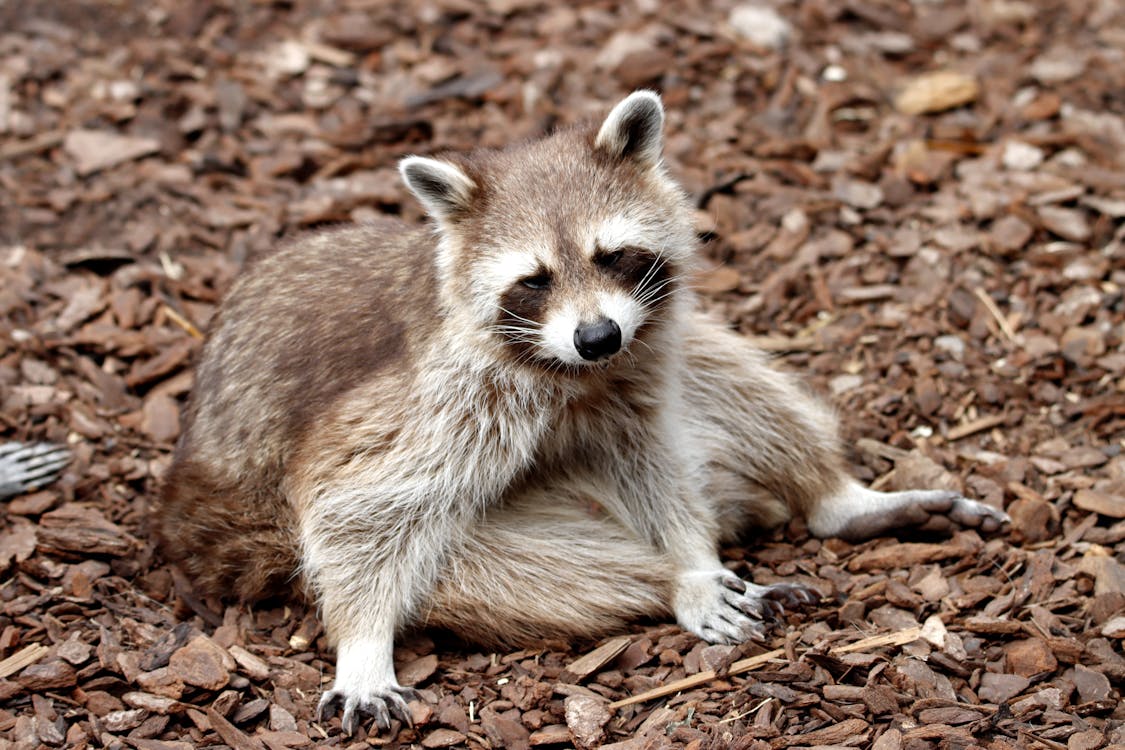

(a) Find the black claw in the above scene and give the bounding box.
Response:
[371,700,391,731]
[721,574,747,594]
[388,692,414,726]
[316,693,337,723]
[736,598,767,619]
[342,706,357,736]
[763,583,819,609]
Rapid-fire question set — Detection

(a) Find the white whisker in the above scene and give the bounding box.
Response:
[498,307,542,327]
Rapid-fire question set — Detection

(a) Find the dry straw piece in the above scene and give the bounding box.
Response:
[609,627,923,708]
[895,71,980,115]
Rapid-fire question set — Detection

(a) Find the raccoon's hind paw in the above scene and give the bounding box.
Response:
[912,490,1010,535]
[317,683,418,736]
[674,570,818,645]
[809,483,1010,541]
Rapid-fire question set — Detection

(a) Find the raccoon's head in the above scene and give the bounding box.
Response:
[400,91,696,372]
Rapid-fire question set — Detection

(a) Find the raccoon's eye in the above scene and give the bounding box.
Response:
[595,250,624,268]
[520,272,552,290]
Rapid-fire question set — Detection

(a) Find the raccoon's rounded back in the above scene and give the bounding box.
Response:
[187,222,434,477]
[158,222,433,602]
[157,457,304,603]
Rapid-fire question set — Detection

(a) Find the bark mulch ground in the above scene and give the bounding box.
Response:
[1,0,1122,748]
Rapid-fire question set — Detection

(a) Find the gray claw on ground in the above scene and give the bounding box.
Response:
[386,690,414,725]
[317,685,417,736]
[364,700,389,733]
[761,582,820,610]
[733,596,770,620]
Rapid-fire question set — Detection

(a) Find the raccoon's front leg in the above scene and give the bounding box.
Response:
[665,491,818,644]
[603,420,815,644]
[302,488,459,735]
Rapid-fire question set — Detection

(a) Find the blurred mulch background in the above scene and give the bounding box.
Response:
[0,0,1122,748]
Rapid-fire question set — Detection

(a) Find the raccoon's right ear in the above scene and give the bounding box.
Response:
[399,156,476,222]
[595,90,665,167]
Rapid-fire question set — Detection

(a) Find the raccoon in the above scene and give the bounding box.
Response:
[159,91,1008,733]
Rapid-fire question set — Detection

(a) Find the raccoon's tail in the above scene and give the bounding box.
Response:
[421,483,674,649]
[157,459,303,602]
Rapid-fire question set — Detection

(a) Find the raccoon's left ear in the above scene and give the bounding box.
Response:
[594,90,665,167]
[399,156,477,222]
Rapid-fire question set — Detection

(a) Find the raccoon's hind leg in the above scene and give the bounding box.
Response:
[422,482,811,647]
[421,480,675,648]
[159,459,301,601]
[807,484,1008,541]
[683,315,846,535]
[683,313,1007,542]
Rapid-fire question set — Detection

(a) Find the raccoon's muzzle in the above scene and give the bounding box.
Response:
[574,318,622,361]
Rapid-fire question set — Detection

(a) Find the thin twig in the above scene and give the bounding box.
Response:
[161,304,204,340]
[607,647,785,709]
[608,627,922,709]
[945,413,1009,442]
[973,287,1018,343]
[743,335,819,353]
[0,643,49,679]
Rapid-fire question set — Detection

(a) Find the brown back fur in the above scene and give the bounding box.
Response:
[160,219,439,600]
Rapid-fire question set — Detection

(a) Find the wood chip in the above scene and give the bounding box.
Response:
[422,728,468,748]
[168,637,232,691]
[563,636,631,681]
[1074,489,1125,518]
[1005,639,1058,677]
[228,646,271,681]
[0,644,48,679]
[37,505,138,557]
[847,542,969,572]
[206,707,265,750]
[64,129,161,176]
[895,71,980,114]
[564,695,610,749]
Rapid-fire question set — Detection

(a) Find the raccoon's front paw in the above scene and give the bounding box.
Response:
[317,681,418,736]
[674,570,818,645]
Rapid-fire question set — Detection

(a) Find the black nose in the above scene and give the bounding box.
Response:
[574,319,622,361]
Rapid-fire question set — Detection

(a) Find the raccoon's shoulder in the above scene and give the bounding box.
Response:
[233,220,435,305]
[189,221,440,451]
[219,219,439,351]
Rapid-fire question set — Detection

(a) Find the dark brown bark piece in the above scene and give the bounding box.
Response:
[37,505,138,557]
